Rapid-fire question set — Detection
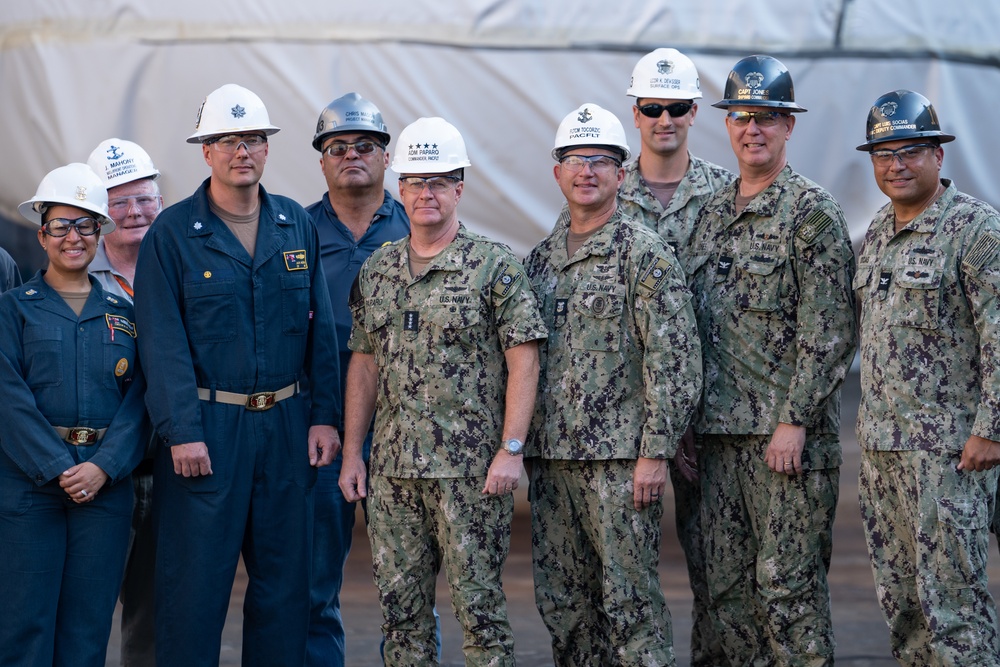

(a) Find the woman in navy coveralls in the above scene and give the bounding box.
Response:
[0,163,147,667]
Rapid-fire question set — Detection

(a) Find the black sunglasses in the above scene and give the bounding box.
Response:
[637,102,694,119]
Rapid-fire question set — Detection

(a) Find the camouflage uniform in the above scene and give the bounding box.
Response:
[855,179,1000,666]
[525,208,702,667]
[349,224,546,667]
[619,152,735,667]
[687,165,857,666]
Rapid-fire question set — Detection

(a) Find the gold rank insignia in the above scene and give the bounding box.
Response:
[492,263,521,297]
[115,358,129,377]
[638,256,671,293]
[284,250,308,271]
[105,314,137,338]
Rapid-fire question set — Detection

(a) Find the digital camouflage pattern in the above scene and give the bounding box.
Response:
[855,180,1000,453]
[686,165,856,666]
[524,208,702,461]
[620,151,734,667]
[524,208,701,666]
[687,164,857,453]
[859,450,998,666]
[855,179,1000,665]
[701,434,839,666]
[619,153,734,274]
[349,223,547,478]
[530,459,674,667]
[369,475,516,667]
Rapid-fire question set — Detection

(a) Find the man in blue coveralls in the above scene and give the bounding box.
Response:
[134,83,341,667]
[304,93,410,665]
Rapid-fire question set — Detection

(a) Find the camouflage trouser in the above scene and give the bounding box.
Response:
[668,456,729,667]
[701,435,838,667]
[530,458,675,667]
[368,475,515,667]
[859,449,1000,666]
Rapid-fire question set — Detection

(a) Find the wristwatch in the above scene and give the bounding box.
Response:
[502,438,524,456]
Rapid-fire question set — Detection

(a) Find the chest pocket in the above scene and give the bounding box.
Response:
[103,333,137,392]
[890,267,942,329]
[183,279,237,343]
[361,306,392,366]
[733,256,786,312]
[23,325,63,389]
[424,306,480,365]
[852,264,873,300]
[280,273,311,336]
[570,292,624,352]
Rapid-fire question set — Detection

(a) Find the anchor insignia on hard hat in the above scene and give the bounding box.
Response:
[656,60,674,75]
[231,104,246,119]
[75,186,88,201]
[106,145,123,161]
[745,72,765,88]
[577,108,593,123]
[879,101,898,117]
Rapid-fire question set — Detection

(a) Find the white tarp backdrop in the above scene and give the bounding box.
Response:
[2,0,998,266]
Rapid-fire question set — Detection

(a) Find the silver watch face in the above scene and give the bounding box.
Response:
[504,438,524,454]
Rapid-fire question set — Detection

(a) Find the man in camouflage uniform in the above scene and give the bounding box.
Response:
[619,47,734,667]
[686,56,856,665]
[339,117,546,667]
[525,103,702,667]
[854,89,1000,666]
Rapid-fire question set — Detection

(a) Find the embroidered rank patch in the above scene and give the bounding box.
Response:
[492,263,521,297]
[105,314,137,338]
[115,358,129,377]
[283,250,308,271]
[963,232,1000,274]
[403,311,419,331]
[796,210,835,244]
[877,270,892,293]
[638,256,672,292]
[716,255,734,279]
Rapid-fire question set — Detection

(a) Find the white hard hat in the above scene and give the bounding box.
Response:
[87,138,160,189]
[19,163,115,232]
[627,48,703,100]
[187,83,281,144]
[391,117,471,174]
[552,103,631,162]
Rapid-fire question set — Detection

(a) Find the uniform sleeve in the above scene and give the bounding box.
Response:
[780,202,858,427]
[304,225,341,428]
[961,221,1000,440]
[0,298,75,484]
[630,241,703,458]
[133,227,206,446]
[347,268,375,355]
[87,357,149,484]
[488,252,548,350]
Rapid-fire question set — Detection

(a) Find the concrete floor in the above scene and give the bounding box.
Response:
[106,373,1000,665]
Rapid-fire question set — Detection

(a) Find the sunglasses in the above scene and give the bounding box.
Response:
[323,140,382,158]
[637,102,694,119]
[726,111,789,127]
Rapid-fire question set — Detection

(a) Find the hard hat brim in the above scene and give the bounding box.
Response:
[712,99,808,112]
[187,125,281,144]
[855,133,956,152]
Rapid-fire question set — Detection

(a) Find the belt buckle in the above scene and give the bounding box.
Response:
[68,427,98,445]
[245,391,276,411]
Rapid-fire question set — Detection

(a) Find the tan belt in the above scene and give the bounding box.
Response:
[196,382,299,412]
[53,426,107,446]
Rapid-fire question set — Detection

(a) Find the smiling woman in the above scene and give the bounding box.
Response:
[0,163,148,667]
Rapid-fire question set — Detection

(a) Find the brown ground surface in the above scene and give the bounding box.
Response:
[107,373,1000,665]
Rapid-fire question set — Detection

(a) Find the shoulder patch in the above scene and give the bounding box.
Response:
[637,256,672,293]
[796,210,835,244]
[963,232,1000,274]
[492,262,522,298]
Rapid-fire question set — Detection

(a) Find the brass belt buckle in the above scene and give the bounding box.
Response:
[245,391,276,411]
[68,427,98,445]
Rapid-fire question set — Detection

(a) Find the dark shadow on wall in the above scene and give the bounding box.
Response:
[0,214,45,282]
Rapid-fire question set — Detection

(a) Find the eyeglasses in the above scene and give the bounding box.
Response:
[323,140,382,158]
[399,176,461,194]
[869,143,937,167]
[108,195,161,214]
[558,154,622,173]
[204,134,267,154]
[42,217,100,237]
[637,102,694,119]
[726,111,788,127]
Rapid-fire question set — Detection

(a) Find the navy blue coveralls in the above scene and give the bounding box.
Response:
[0,272,146,667]
[134,179,340,667]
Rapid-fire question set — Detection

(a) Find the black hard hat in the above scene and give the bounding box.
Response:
[713,55,807,112]
[855,89,955,151]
